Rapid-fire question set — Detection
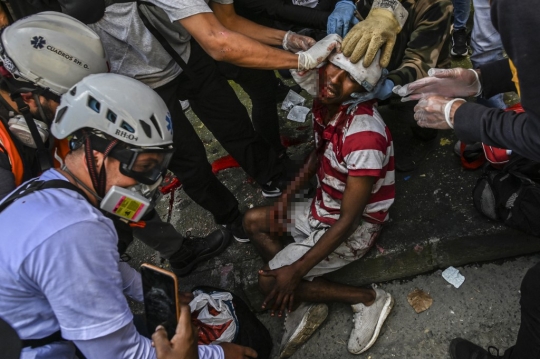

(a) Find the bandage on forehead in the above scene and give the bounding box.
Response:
[328,51,382,92]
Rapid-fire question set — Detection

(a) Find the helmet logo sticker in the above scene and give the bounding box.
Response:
[30,36,46,49]
[165,112,173,135]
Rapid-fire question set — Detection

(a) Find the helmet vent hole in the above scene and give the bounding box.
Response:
[70,87,77,96]
[106,110,117,124]
[120,120,135,133]
[139,120,152,138]
[87,96,101,113]
[149,115,162,139]
[54,106,68,124]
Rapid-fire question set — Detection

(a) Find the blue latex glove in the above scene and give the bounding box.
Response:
[345,72,393,109]
[374,79,394,101]
[327,0,360,37]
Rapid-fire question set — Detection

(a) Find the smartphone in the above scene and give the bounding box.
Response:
[140,263,180,340]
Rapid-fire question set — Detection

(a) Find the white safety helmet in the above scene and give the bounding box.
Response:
[52,73,174,186]
[329,51,382,92]
[0,11,109,96]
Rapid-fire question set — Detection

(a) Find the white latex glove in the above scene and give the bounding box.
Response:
[413,95,466,130]
[283,31,317,53]
[290,67,320,96]
[342,0,408,67]
[394,68,482,102]
[297,34,342,71]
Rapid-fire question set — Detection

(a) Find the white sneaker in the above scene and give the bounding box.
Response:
[348,288,394,354]
[279,302,328,359]
[180,99,190,111]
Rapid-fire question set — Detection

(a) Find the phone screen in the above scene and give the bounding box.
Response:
[140,265,179,340]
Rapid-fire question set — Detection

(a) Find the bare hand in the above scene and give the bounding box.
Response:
[393,68,481,102]
[152,304,198,359]
[259,265,303,317]
[219,342,258,359]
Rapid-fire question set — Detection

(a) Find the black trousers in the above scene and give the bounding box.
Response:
[217,61,285,155]
[506,261,540,358]
[155,39,283,224]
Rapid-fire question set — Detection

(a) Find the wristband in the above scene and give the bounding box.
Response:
[467,69,482,97]
[444,98,465,129]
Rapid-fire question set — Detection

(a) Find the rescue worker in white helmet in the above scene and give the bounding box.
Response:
[0,73,255,359]
[0,12,231,276]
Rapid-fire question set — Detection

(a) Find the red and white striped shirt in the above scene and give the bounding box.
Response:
[310,99,395,225]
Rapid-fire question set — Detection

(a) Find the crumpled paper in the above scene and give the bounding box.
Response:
[281,90,305,111]
[407,288,433,313]
[287,105,310,122]
[442,266,465,288]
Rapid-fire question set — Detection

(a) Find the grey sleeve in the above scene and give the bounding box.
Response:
[454,102,540,162]
[146,0,213,22]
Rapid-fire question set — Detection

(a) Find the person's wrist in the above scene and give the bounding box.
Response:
[445,98,466,128]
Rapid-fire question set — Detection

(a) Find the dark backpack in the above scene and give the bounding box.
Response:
[473,155,540,236]
[192,286,273,359]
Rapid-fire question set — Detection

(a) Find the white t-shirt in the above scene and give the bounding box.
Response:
[0,169,138,357]
[0,170,225,359]
[90,0,233,89]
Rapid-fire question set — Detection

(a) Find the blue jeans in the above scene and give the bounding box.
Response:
[470,0,507,109]
[452,0,470,30]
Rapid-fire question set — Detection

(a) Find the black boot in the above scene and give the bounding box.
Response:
[449,338,503,359]
[168,229,231,277]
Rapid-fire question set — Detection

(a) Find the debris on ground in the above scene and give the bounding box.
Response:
[442,266,465,288]
[407,288,433,313]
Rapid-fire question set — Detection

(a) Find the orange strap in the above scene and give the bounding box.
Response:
[0,120,25,186]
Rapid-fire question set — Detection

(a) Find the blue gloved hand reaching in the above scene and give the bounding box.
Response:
[327,0,360,37]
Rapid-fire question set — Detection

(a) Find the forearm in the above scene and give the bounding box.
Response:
[211,3,286,46]
[454,102,540,162]
[178,13,298,69]
[294,175,374,276]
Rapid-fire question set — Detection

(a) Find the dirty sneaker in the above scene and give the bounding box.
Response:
[449,338,503,359]
[168,229,231,277]
[348,288,394,354]
[279,303,328,359]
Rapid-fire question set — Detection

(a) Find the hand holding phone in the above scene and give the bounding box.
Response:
[152,304,199,359]
[141,263,180,340]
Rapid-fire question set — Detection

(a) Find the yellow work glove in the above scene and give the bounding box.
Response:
[342,1,408,67]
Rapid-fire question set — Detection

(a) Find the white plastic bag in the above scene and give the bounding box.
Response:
[189,290,239,344]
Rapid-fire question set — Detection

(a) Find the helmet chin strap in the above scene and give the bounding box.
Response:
[61,163,103,202]
[83,132,119,198]
[32,93,50,125]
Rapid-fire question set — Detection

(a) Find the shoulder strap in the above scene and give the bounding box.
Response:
[0,178,89,213]
[21,330,65,349]
[136,1,196,80]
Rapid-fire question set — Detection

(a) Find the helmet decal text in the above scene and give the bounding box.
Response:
[45,44,91,70]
